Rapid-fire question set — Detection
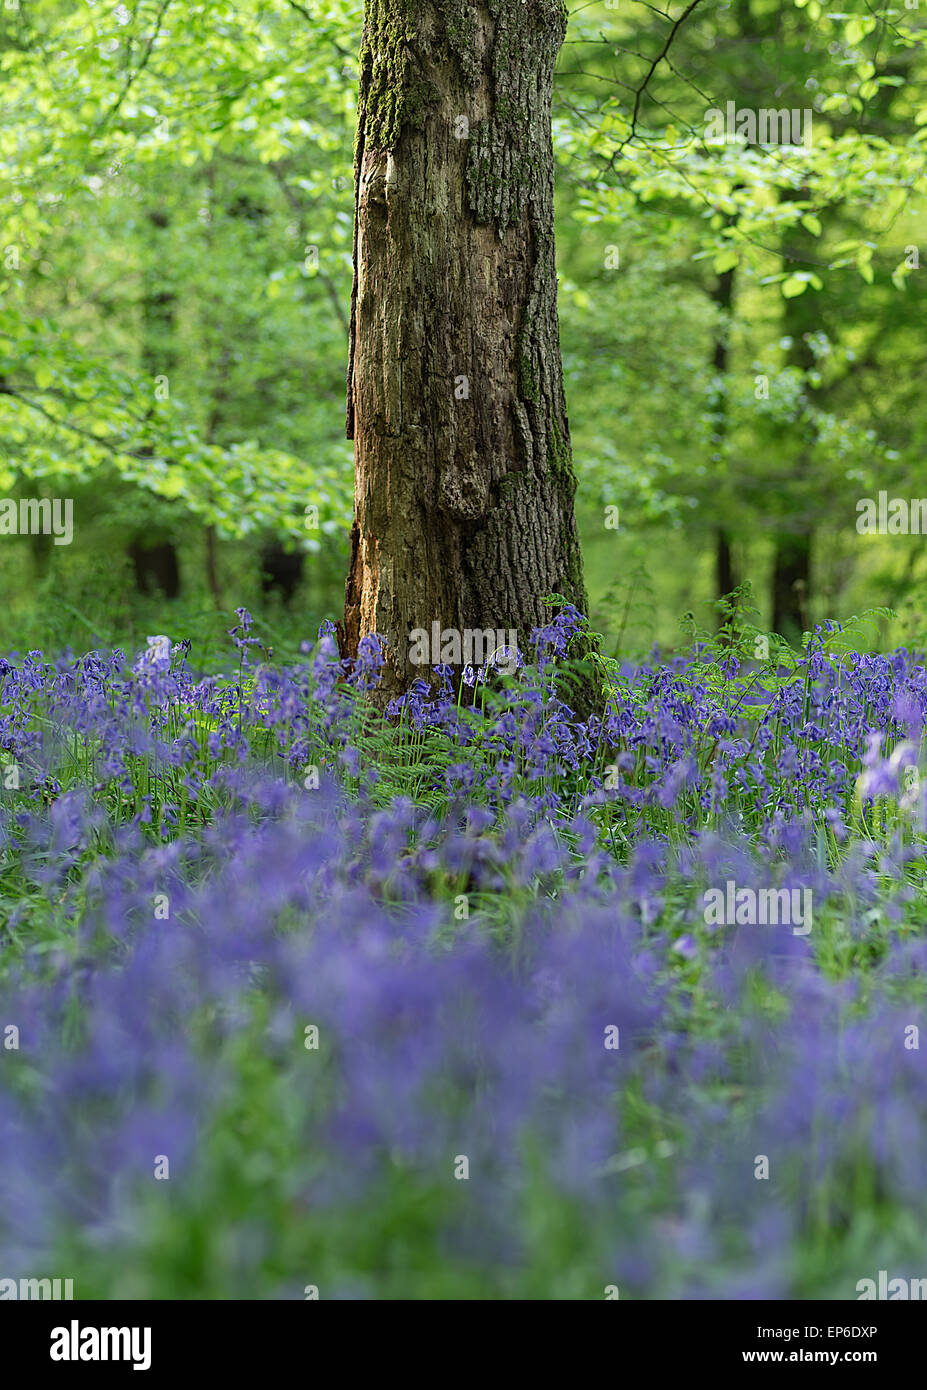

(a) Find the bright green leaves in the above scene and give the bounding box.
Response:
[781,272,821,298]
[0,1,360,545]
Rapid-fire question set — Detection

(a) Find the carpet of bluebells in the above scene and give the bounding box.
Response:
[2,605,926,1299]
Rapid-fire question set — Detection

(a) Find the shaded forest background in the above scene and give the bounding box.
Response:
[3,0,927,665]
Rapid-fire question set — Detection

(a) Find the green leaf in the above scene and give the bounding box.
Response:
[712,249,739,273]
[782,275,809,298]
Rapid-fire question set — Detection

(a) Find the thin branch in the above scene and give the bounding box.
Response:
[92,0,173,139]
[616,0,708,157]
[0,387,156,462]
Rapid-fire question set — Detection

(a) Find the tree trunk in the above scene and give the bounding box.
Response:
[338,0,587,698]
[204,342,236,612]
[128,538,181,598]
[772,532,810,643]
[204,524,222,609]
[771,189,816,643]
[710,260,736,613]
[716,528,735,605]
[133,206,182,597]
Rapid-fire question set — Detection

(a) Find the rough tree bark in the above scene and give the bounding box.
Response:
[337,0,587,699]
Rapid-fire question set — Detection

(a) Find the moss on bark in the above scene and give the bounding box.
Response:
[359,0,436,152]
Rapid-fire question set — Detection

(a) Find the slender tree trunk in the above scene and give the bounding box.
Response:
[338,0,587,698]
[772,532,810,641]
[710,261,736,612]
[204,341,236,611]
[134,206,182,598]
[204,524,221,609]
[716,531,735,600]
[771,189,815,644]
[141,210,174,375]
[769,63,906,643]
